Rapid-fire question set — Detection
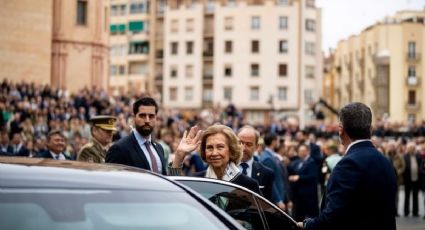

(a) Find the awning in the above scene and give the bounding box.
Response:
[129,21,144,32]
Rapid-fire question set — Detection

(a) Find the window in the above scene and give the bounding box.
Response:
[169,87,178,101]
[250,87,260,101]
[225,41,233,53]
[224,87,233,101]
[185,65,193,78]
[408,41,416,58]
[408,90,416,105]
[110,65,125,76]
[171,42,178,55]
[305,42,315,55]
[251,64,260,77]
[227,0,237,7]
[251,40,260,53]
[251,16,260,30]
[184,87,193,101]
[305,19,316,32]
[256,196,295,229]
[130,0,148,14]
[171,19,178,33]
[408,66,416,77]
[119,4,126,15]
[203,87,213,102]
[279,16,288,30]
[77,0,88,25]
[186,41,194,55]
[278,87,287,100]
[278,64,287,77]
[111,5,118,16]
[279,40,288,53]
[186,18,194,32]
[305,65,315,78]
[277,0,289,5]
[224,17,233,31]
[129,41,149,54]
[304,89,314,104]
[206,0,214,12]
[170,65,178,78]
[224,64,232,77]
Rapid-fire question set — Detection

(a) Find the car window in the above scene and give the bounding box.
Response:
[179,180,266,230]
[0,188,230,230]
[255,198,298,230]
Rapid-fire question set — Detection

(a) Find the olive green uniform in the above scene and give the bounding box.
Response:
[77,138,107,163]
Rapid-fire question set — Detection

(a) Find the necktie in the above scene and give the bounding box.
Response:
[145,141,159,173]
[240,162,249,176]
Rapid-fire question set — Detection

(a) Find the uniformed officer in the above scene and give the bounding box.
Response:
[77,115,117,163]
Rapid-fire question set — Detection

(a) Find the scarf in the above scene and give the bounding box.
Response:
[205,162,240,181]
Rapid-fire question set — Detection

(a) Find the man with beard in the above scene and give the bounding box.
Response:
[106,97,167,175]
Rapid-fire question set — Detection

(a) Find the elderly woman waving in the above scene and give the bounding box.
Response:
[170,124,260,194]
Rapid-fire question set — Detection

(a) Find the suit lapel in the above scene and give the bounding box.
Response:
[252,161,261,180]
[129,133,151,170]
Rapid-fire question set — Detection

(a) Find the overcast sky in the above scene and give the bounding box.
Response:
[316,0,425,53]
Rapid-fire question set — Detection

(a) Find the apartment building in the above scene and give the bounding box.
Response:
[109,0,322,124]
[330,9,425,123]
[0,0,109,92]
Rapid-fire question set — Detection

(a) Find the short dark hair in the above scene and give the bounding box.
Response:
[47,130,65,142]
[339,102,372,140]
[263,133,277,146]
[133,97,158,115]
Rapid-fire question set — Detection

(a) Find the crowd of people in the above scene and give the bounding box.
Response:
[1,79,425,226]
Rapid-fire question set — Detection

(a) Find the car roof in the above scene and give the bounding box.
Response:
[0,157,181,191]
[170,176,297,224]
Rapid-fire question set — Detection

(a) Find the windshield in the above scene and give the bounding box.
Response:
[0,188,229,230]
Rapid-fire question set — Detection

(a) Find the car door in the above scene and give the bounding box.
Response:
[178,179,267,230]
[255,196,299,230]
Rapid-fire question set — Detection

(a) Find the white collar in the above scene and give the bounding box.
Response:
[206,162,240,181]
[345,139,371,154]
[132,128,151,144]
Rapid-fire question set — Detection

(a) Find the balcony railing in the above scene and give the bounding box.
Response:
[203,50,214,57]
[405,102,421,111]
[406,52,421,62]
[406,76,421,86]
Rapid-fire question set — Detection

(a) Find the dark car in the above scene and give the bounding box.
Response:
[0,157,244,230]
[170,176,299,230]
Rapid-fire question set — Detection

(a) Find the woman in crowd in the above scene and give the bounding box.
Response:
[170,124,260,194]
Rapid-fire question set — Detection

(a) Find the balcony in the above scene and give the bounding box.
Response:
[203,50,214,60]
[406,76,421,86]
[203,73,213,84]
[406,52,421,62]
[405,102,421,111]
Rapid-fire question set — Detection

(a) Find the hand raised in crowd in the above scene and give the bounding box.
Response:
[172,125,202,168]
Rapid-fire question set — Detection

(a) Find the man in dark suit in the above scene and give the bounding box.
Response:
[0,130,13,156]
[106,97,167,175]
[36,130,71,160]
[300,102,397,230]
[288,144,319,221]
[9,132,29,157]
[237,125,275,202]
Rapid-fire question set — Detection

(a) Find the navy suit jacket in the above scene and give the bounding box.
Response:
[306,141,397,230]
[36,150,72,160]
[403,153,422,184]
[106,132,167,175]
[251,161,275,202]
